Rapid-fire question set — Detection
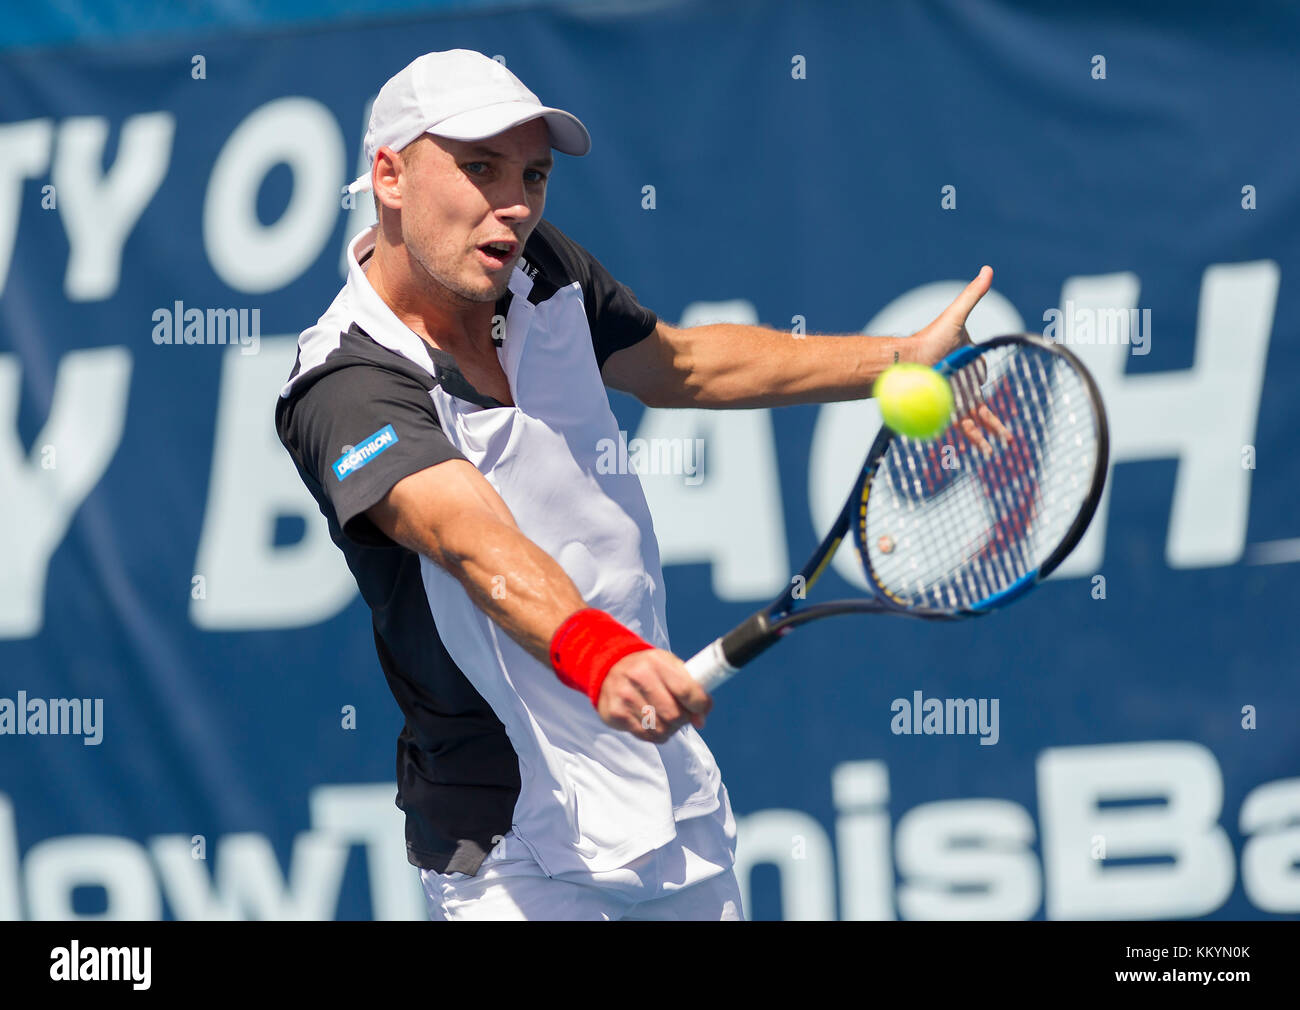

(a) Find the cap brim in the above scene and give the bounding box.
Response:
[429,101,591,156]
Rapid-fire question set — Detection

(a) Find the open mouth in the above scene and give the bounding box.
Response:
[477,241,516,268]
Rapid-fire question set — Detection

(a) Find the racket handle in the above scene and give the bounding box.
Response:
[684,639,739,692]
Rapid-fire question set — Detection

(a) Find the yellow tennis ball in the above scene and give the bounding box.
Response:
[873,363,954,440]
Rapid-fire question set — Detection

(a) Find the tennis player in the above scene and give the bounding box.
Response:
[275,49,992,921]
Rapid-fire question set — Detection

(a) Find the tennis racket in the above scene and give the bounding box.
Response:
[683,332,1109,691]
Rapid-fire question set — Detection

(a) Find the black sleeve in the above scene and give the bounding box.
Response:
[277,365,466,548]
[528,219,658,369]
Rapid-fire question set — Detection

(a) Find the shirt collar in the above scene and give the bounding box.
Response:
[344,225,529,377]
[344,225,439,376]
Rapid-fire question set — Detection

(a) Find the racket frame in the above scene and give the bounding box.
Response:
[686,333,1110,686]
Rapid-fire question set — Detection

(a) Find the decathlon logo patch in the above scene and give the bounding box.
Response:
[333,425,398,480]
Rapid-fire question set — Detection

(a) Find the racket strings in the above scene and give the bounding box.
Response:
[862,344,1099,609]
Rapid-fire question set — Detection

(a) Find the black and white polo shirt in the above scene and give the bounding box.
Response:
[276,220,727,879]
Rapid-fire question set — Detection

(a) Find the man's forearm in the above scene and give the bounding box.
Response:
[665,324,925,409]
[439,519,591,667]
[368,466,590,668]
[634,268,994,409]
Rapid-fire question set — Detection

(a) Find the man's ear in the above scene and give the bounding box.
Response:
[373,145,404,211]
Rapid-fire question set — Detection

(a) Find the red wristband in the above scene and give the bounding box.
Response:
[550,608,654,706]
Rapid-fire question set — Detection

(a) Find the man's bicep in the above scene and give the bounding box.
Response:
[367,459,518,564]
[601,320,693,407]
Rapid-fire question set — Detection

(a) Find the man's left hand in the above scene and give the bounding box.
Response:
[909,265,1012,454]
[912,265,993,366]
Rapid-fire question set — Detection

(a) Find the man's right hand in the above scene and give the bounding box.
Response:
[596,648,713,743]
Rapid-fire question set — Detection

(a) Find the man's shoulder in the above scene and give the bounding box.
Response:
[520,218,588,290]
[275,324,439,465]
[519,218,657,368]
[282,295,434,405]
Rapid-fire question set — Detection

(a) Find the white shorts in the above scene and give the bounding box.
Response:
[420,795,744,921]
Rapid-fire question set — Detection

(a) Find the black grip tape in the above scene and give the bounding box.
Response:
[720,612,778,668]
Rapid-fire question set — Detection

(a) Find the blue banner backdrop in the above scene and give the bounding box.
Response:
[1,0,1297,919]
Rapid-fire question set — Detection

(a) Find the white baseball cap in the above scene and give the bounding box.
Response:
[347,49,591,194]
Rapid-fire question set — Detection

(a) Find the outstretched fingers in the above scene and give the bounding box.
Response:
[942,265,993,326]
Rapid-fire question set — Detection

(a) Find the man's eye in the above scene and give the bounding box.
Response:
[525,170,548,184]
[465,162,488,175]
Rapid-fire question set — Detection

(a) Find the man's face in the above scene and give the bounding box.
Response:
[390,118,552,305]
